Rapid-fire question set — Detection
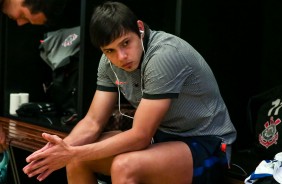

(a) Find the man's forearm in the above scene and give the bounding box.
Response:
[64,117,103,146]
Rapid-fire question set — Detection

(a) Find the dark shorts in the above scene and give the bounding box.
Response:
[153,130,228,184]
[97,130,228,184]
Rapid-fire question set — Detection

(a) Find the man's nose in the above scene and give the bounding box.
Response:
[117,49,127,60]
[17,19,29,26]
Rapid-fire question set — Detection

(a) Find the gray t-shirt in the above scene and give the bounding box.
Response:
[97,29,236,145]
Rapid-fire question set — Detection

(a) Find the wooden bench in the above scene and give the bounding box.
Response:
[0,116,69,183]
[0,116,68,152]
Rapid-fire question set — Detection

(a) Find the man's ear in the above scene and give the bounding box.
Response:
[137,20,144,33]
[137,20,145,39]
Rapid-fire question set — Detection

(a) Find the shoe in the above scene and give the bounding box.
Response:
[0,151,9,184]
[273,152,282,183]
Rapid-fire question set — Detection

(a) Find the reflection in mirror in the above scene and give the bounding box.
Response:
[0,0,80,29]
[0,0,81,130]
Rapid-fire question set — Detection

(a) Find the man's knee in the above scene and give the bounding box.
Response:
[111,154,134,175]
[111,154,139,183]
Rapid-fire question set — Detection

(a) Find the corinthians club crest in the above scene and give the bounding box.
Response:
[259,116,281,148]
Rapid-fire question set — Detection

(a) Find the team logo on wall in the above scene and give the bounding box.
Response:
[259,116,281,148]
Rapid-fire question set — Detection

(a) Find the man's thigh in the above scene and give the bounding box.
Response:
[76,132,192,183]
[112,141,193,184]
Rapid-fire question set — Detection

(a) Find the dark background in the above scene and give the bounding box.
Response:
[1,0,282,182]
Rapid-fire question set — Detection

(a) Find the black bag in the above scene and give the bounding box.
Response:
[16,102,56,117]
[47,53,79,125]
[40,26,80,125]
[227,86,282,180]
[248,85,282,159]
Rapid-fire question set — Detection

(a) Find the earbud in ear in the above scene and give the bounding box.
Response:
[139,30,144,35]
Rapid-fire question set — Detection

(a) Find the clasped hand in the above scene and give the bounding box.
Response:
[23,133,74,181]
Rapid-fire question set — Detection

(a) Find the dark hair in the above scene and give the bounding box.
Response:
[89,1,140,48]
[22,0,67,26]
[0,0,4,10]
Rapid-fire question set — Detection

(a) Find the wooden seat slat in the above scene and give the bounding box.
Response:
[0,117,68,152]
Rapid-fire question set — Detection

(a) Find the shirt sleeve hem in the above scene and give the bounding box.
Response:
[142,93,178,99]
[97,85,118,92]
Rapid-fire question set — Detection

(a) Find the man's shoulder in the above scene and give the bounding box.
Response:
[148,30,191,51]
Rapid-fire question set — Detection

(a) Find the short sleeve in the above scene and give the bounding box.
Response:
[96,54,117,90]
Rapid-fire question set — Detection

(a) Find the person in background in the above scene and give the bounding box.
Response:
[23,1,237,183]
[0,0,79,181]
[0,0,65,153]
[0,0,77,151]
[0,0,75,27]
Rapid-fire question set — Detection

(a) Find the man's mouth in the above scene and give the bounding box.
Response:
[122,62,132,69]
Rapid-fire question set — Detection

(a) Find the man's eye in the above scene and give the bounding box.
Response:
[123,41,129,46]
[105,50,112,53]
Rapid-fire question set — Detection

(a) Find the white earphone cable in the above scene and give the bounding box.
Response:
[109,33,146,120]
[109,62,134,119]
